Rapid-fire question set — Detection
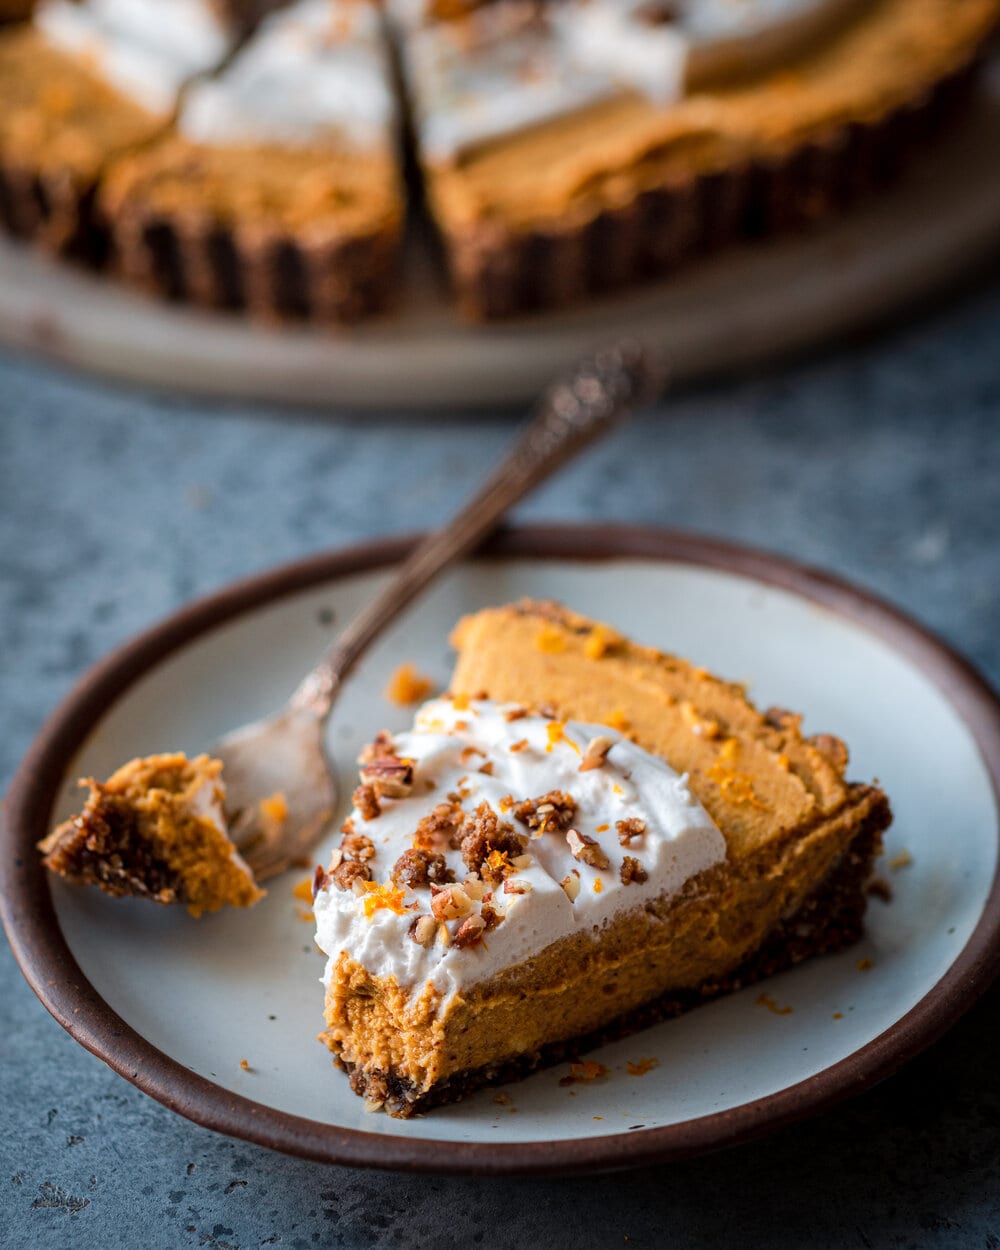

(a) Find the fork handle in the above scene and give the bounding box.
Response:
[292,340,665,717]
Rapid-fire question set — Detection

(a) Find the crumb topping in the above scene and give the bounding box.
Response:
[511,790,577,835]
[391,848,455,889]
[352,783,381,821]
[619,855,647,885]
[616,817,646,845]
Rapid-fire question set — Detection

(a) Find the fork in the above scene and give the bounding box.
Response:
[217,341,664,881]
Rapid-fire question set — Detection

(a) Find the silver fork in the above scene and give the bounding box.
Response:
[217,342,664,881]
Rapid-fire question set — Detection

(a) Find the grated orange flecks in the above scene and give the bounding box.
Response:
[535,624,567,654]
[292,875,314,903]
[707,739,767,809]
[560,1060,608,1086]
[259,791,288,832]
[756,992,793,1015]
[452,692,471,711]
[385,663,435,706]
[605,708,630,733]
[596,823,609,833]
[593,878,603,894]
[584,625,619,660]
[486,849,513,875]
[360,880,415,919]
[546,721,580,754]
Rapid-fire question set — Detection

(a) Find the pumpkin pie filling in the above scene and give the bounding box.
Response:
[399,0,999,315]
[39,753,264,917]
[98,0,404,321]
[315,603,891,1116]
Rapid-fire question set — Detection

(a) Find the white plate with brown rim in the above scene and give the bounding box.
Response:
[3,525,999,1175]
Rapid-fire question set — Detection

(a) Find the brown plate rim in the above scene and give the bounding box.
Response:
[3,523,999,1176]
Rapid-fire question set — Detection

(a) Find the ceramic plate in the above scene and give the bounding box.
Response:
[4,527,1000,1175]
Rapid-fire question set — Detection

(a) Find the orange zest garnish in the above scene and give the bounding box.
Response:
[605,708,630,733]
[707,739,767,809]
[756,992,793,1016]
[360,880,415,919]
[259,791,288,832]
[292,875,314,902]
[593,878,603,894]
[486,849,513,875]
[584,626,617,660]
[385,663,435,706]
[535,624,567,654]
[546,721,580,754]
[452,692,471,711]
[560,1060,607,1086]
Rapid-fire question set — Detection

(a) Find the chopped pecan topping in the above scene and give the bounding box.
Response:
[330,860,371,891]
[566,828,610,869]
[358,729,397,763]
[512,790,577,834]
[460,802,525,879]
[312,864,330,898]
[430,883,472,921]
[579,735,615,772]
[503,705,528,722]
[408,914,438,947]
[459,745,485,765]
[616,817,646,846]
[341,830,375,863]
[358,759,414,799]
[478,760,495,776]
[453,913,487,948]
[391,848,454,889]
[352,784,381,822]
[502,878,532,895]
[412,801,465,852]
[480,902,502,931]
[620,855,648,885]
[463,874,486,901]
[560,870,581,902]
[509,738,529,753]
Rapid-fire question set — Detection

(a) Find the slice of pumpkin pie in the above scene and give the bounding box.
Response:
[0,0,240,255]
[395,0,1000,318]
[40,753,264,917]
[314,603,890,1116]
[99,0,403,321]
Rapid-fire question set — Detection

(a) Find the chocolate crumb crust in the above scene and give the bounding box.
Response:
[328,803,888,1118]
[442,56,980,320]
[104,199,400,324]
[40,796,184,904]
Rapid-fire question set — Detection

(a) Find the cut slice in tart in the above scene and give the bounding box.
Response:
[0,0,240,257]
[98,0,403,322]
[313,603,891,1117]
[395,0,1000,318]
[39,753,264,917]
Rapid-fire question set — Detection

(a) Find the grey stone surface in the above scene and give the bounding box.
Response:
[2,282,999,1249]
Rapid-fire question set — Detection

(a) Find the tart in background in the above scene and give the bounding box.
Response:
[0,0,240,258]
[397,0,1000,318]
[99,0,403,322]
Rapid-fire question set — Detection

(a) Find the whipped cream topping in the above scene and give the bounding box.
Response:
[179,0,395,150]
[395,0,861,162]
[313,698,725,1004]
[188,771,258,882]
[35,0,235,118]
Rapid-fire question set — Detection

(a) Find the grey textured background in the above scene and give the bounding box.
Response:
[2,280,999,1249]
